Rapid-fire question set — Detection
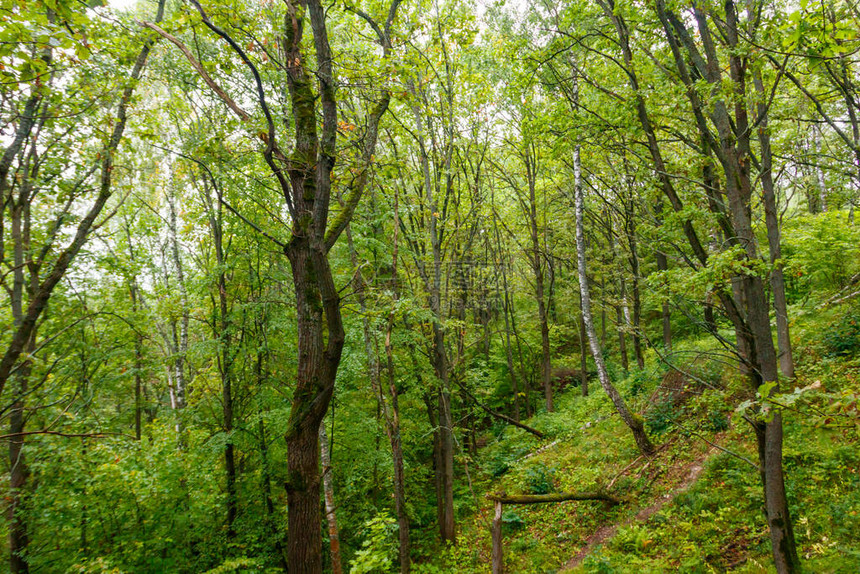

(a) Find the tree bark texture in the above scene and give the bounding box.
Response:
[319,424,343,574]
[172,2,397,570]
[492,501,503,574]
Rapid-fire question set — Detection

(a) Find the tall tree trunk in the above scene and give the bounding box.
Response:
[284,235,343,573]
[319,424,343,574]
[125,221,145,441]
[80,439,88,553]
[813,129,828,213]
[134,341,142,441]
[654,208,672,353]
[622,179,645,369]
[547,258,558,323]
[491,188,521,419]
[425,190,455,544]
[178,1,399,568]
[8,364,31,574]
[522,144,553,412]
[384,320,411,573]
[131,284,144,441]
[579,299,588,397]
[220,297,236,539]
[518,143,553,412]
[573,144,655,457]
[174,1,393,566]
[7,145,36,574]
[433,341,455,543]
[501,281,520,420]
[387,193,411,573]
[836,55,860,222]
[600,278,607,348]
[408,78,456,544]
[616,297,629,372]
[124,217,148,440]
[510,293,531,418]
[700,4,799,567]
[216,220,237,537]
[7,159,38,574]
[196,172,239,538]
[614,214,629,372]
[647,1,801,568]
[505,257,528,416]
[167,180,189,416]
[753,66,795,380]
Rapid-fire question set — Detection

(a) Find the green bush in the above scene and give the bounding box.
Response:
[524,464,555,494]
[501,509,525,532]
[628,370,649,397]
[610,524,655,554]
[704,409,729,432]
[823,308,860,357]
[695,389,731,432]
[582,553,618,573]
[483,441,533,478]
[645,399,680,435]
[349,512,398,574]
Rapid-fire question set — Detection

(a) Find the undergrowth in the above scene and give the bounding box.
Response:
[417,302,860,573]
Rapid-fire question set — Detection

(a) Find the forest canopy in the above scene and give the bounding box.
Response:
[1,0,859,572]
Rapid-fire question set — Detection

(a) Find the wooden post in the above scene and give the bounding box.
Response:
[492,500,503,574]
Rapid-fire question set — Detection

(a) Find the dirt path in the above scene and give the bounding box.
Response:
[559,449,713,571]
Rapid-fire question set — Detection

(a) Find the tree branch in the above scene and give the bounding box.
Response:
[459,385,544,438]
[139,21,252,122]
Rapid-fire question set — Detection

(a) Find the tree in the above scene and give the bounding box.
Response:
[148,0,401,569]
[573,142,655,457]
[0,2,166,569]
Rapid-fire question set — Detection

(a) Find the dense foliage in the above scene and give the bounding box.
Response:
[1,0,858,572]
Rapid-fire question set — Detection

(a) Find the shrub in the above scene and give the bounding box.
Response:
[349,512,398,574]
[628,370,649,397]
[696,389,731,432]
[823,308,860,357]
[583,554,618,573]
[501,509,526,532]
[645,399,679,435]
[524,464,555,494]
[610,524,655,554]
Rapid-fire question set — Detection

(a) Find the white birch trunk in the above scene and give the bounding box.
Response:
[573,144,654,456]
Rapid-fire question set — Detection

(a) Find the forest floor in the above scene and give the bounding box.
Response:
[418,303,860,573]
[559,446,714,571]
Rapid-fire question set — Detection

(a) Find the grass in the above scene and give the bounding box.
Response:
[418,301,860,573]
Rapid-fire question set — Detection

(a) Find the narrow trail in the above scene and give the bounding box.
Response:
[559,448,715,571]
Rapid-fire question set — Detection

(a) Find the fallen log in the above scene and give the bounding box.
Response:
[487,490,620,505]
[489,489,621,572]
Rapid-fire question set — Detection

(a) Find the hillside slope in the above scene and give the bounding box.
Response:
[418,305,860,573]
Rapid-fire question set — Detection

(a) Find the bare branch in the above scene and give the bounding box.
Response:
[139,20,252,122]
